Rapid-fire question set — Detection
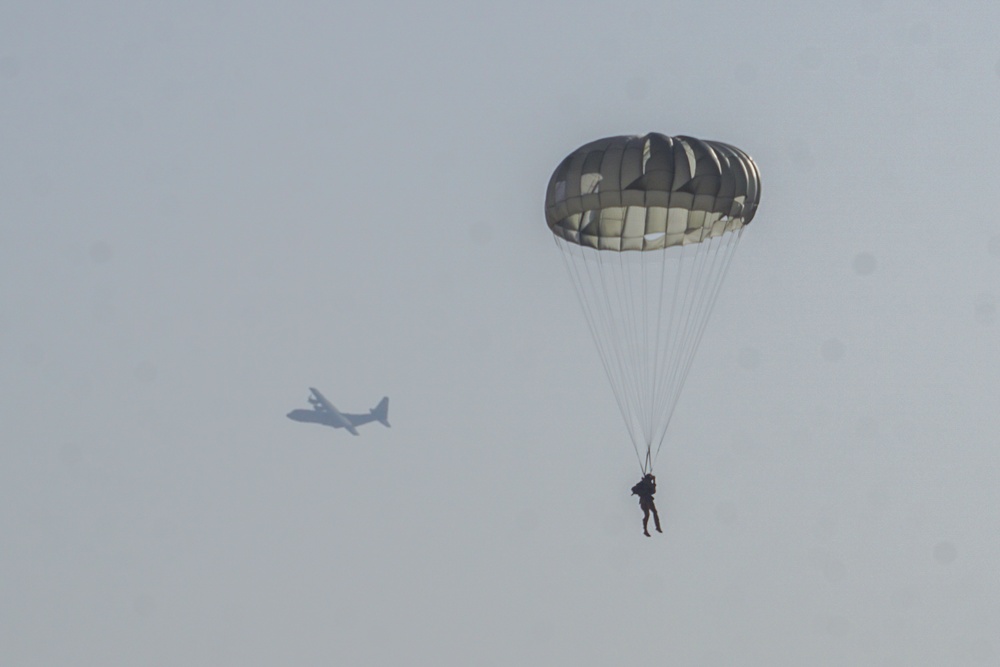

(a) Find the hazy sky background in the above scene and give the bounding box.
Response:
[3,1,999,665]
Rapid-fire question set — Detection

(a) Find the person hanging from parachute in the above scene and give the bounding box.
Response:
[544,133,761,535]
[631,473,662,537]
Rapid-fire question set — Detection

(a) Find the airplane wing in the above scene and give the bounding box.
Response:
[308,387,334,412]
[308,387,360,435]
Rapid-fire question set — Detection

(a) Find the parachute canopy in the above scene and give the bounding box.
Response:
[546,133,760,251]
[546,133,761,473]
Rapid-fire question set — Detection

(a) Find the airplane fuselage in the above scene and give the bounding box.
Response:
[286,408,353,429]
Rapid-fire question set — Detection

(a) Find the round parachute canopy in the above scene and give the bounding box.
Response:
[545,133,760,251]
[545,133,761,473]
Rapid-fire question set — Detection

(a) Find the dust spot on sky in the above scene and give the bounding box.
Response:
[119,107,143,132]
[728,431,764,460]
[737,346,760,370]
[58,442,83,471]
[808,548,845,583]
[133,592,157,618]
[823,558,846,583]
[856,51,881,75]
[852,252,877,276]
[734,62,759,84]
[813,515,838,541]
[988,235,1000,258]
[933,540,957,565]
[628,7,652,27]
[815,613,851,637]
[517,508,538,535]
[22,342,45,367]
[0,55,19,79]
[966,637,995,662]
[133,361,158,385]
[556,92,581,116]
[856,414,880,439]
[908,21,932,45]
[602,510,624,538]
[890,586,919,610]
[90,241,113,264]
[790,426,813,449]
[31,172,53,197]
[799,46,823,70]
[527,618,554,645]
[867,489,890,513]
[821,338,844,362]
[468,224,493,246]
[891,81,916,104]
[626,76,648,101]
[91,290,115,322]
[714,500,738,526]
[935,48,959,71]
[975,295,996,325]
[472,326,494,352]
[788,138,815,171]
[698,649,727,667]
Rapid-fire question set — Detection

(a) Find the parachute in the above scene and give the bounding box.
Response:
[545,133,761,473]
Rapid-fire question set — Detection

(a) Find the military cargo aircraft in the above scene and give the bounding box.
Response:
[286,388,390,435]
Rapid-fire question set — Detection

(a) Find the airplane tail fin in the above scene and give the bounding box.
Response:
[370,397,390,427]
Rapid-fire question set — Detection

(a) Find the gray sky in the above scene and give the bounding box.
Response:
[2,1,999,665]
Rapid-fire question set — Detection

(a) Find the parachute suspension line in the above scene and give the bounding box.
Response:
[655,232,740,461]
[626,254,648,440]
[642,239,666,458]
[652,237,726,461]
[673,229,743,410]
[614,246,650,460]
[602,248,654,475]
[632,251,656,473]
[650,242,705,455]
[661,240,713,412]
[646,242,682,472]
[651,229,744,465]
[649,243,687,460]
[642,246,664,471]
[555,239,645,473]
[639,241,675,473]
[641,254,657,463]
[558,243,635,454]
[633,248,655,472]
[624,240,670,474]
[557,241,639,456]
[595,244,650,470]
[554,228,744,476]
